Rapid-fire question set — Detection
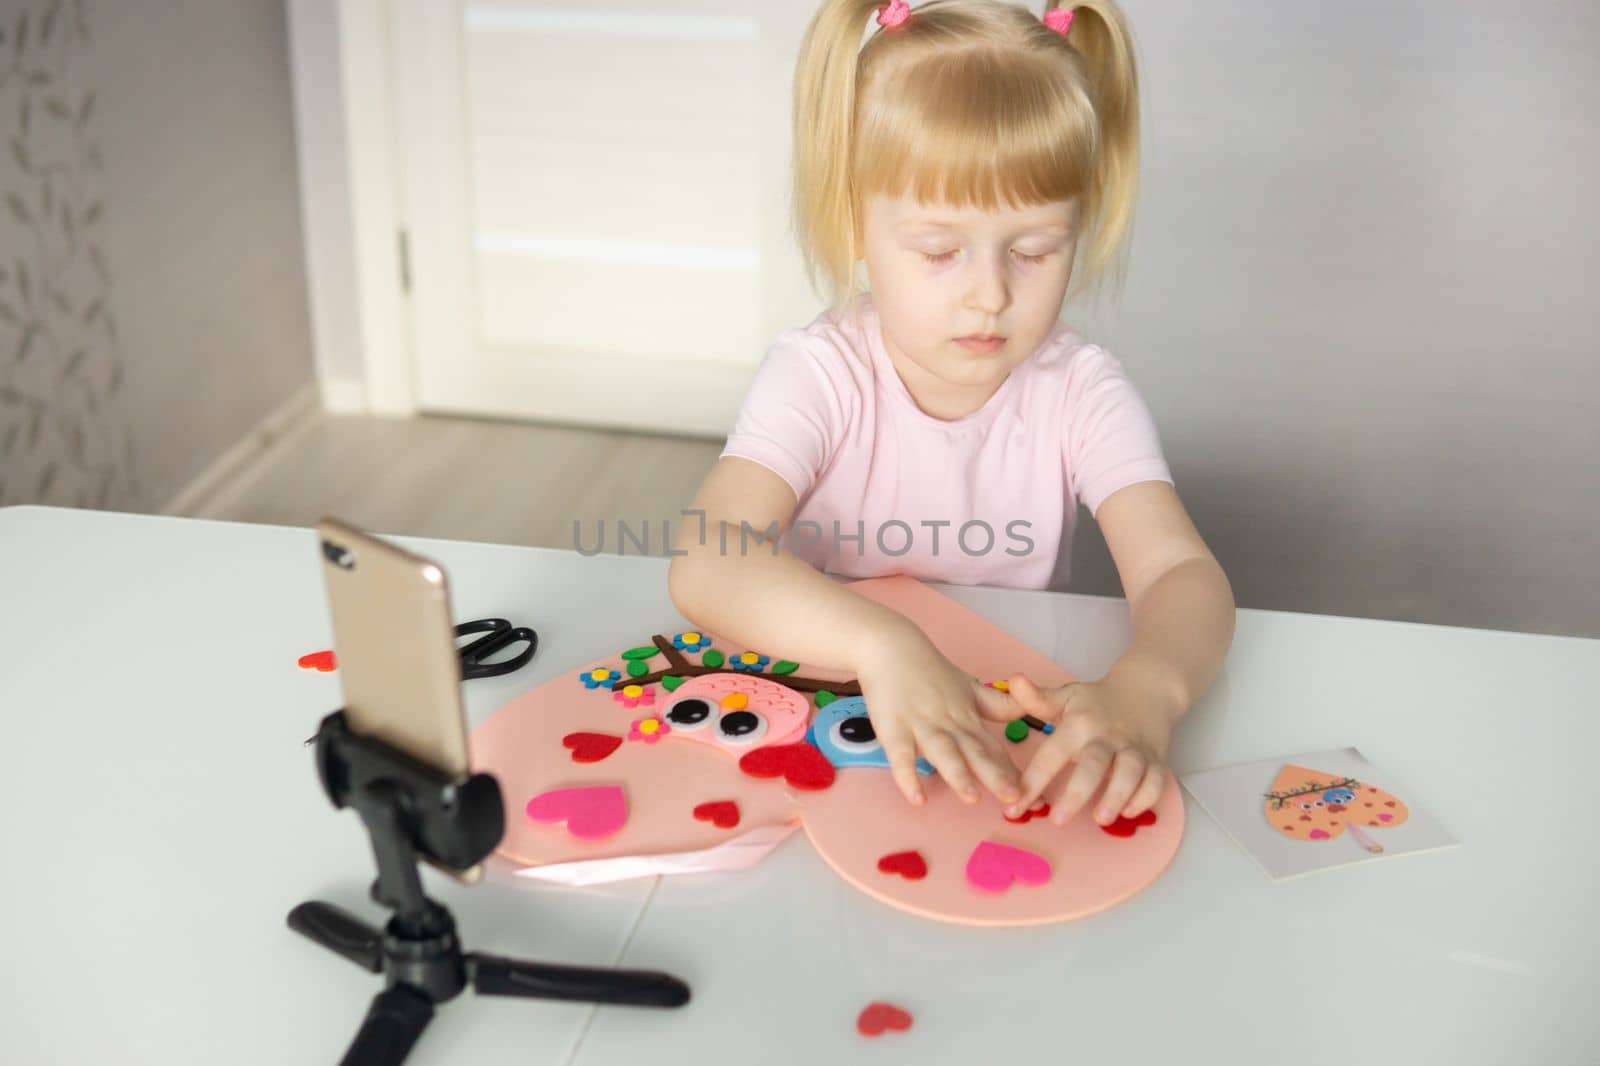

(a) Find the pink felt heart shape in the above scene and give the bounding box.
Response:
[525,786,627,841]
[964,841,1052,894]
[1309,829,1331,840]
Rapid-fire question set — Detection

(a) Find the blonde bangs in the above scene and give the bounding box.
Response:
[853,49,1098,215]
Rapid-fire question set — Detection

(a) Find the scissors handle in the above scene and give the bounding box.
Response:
[455,617,538,680]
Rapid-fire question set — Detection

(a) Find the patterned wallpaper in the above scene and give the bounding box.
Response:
[0,0,139,509]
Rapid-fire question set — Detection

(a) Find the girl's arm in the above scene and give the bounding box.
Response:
[1000,479,1236,823]
[669,456,1023,806]
[667,456,916,673]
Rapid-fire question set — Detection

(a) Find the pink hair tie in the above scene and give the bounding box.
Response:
[1044,7,1075,35]
[876,0,911,28]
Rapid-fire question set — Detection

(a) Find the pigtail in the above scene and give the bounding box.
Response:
[792,0,889,319]
[1044,1,1141,303]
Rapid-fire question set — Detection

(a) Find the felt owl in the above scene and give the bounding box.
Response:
[807,695,935,776]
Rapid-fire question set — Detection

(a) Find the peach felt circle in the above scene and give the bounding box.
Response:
[799,724,1185,927]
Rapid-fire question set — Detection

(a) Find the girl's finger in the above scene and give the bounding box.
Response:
[972,681,1023,723]
[1095,748,1147,825]
[1122,764,1166,817]
[1004,673,1054,717]
[920,729,980,804]
[874,719,925,806]
[1009,734,1080,817]
[955,726,1022,805]
[1049,742,1114,826]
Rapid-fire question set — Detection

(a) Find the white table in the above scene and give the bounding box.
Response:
[3,505,1596,1065]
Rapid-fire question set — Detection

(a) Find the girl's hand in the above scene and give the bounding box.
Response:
[986,672,1176,826]
[854,622,1024,808]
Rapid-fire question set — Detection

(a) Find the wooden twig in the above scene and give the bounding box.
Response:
[610,635,861,698]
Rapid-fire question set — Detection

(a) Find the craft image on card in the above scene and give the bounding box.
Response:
[468,575,1186,926]
[1180,747,1457,880]
[1263,764,1410,854]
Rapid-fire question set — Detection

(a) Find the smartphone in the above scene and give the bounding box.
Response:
[316,517,483,884]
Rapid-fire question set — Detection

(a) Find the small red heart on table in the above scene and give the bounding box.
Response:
[298,650,337,672]
[876,850,927,880]
[562,731,622,764]
[1003,802,1051,824]
[738,742,835,790]
[693,800,740,829]
[1100,809,1158,837]
[857,1002,913,1037]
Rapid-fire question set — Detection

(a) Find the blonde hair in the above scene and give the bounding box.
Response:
[791,0,1140,318]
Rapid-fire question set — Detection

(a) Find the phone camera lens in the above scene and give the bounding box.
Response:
[322,540,356,570]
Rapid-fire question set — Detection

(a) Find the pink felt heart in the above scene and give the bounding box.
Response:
[1378,813,1393,822]
[525,786,627,841]
[964,841,1052,894]
[1309,829,1331,840]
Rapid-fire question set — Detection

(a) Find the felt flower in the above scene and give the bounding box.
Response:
[580,667,623,690]
[984,680,1010,692]
[613,684,656,710]
[729,652,769,673]
[628,715,671,744]
[672,631,712,653]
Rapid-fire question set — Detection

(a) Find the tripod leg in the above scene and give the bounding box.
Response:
[468,953,691,1008]
[338,984,434,1066]
[288,902,384,973]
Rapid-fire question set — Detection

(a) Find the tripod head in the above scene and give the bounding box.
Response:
[315,709,504,872]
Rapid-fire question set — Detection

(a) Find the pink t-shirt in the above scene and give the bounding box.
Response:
[720,292,1174,590]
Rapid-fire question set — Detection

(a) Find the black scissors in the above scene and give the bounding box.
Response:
[302,617,537,745]
[453,617,538,679]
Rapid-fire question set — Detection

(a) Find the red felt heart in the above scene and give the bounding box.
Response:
[693,800,740,829]
[738,742,835,790]
[298,649,337,672]
[876,850,927,880]
[562,732,622,764]
[1100,809,1159,837]
[857,1002,913,1037]
[1384,801,1396,807]
[1003,802,1052,824]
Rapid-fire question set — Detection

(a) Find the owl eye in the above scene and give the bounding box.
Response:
[1314,800,1325,808]
[665,698,713,731]
[717,710,768,746]
[1299,801,1313,811]
[828,714,881,755]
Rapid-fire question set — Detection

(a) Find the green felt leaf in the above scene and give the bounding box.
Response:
[626,659,650,678]
[621,645,658,661]
[702,649,726,668]
[771,660,799,675]
[661,675,685,692]
[814,691,837,708]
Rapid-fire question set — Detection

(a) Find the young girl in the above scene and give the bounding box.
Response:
[670,0,1235,829]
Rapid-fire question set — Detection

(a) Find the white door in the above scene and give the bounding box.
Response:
[389,1,823,437]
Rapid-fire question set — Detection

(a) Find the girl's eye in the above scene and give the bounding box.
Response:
[919,250,1051,265]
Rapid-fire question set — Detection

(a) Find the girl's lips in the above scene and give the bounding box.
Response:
[956,336,1006,353]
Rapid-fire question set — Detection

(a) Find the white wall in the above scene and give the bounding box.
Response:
[1055,1,1600,637]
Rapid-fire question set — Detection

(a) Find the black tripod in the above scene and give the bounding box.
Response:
[289,710,690,1066]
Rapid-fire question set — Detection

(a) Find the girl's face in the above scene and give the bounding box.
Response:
[860,192,1078,420]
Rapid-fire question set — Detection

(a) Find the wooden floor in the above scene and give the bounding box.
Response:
[195,412,723,554]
